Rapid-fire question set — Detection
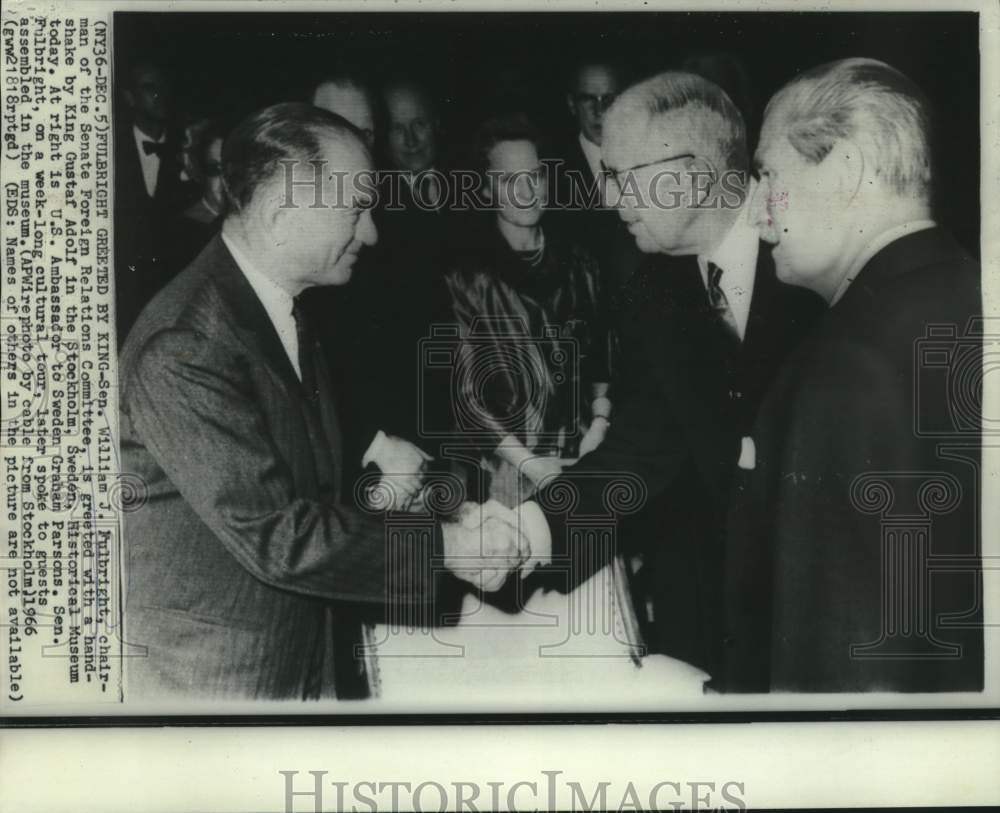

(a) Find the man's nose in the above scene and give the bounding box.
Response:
[358,209,378,246]
[749,181,777,242]
[403,125,418,148]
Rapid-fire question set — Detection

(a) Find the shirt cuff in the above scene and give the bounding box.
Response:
[738,435,756,470]
[516,499,553,576]
[362,429,388,469]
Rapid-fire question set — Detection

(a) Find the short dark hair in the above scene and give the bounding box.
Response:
[472,112,542,177]
[567,59,627,92]
[221,102,365,215]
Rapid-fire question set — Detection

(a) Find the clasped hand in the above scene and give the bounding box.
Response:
[366,432,432,510]
[441,500,531,592]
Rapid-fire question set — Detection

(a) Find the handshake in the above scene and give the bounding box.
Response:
[364,433,552,591]
[440,500,548,592]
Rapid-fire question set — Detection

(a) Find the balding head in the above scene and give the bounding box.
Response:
[222,102,370,217]
[603,70,747,176]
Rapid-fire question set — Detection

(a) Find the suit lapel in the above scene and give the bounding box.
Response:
[742,241,776,353]
[208,236,304,394]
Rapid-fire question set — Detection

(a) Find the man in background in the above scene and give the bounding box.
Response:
[554,60,643,322]
[114,59,196,341]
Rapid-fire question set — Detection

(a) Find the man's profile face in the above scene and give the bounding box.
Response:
[385,87,437,173]
[568,65,620,147]
[487,139,548,229]
[602,121,699,256]
[281,135,378,288]
[751,120,846,294]
[312,82,376,147]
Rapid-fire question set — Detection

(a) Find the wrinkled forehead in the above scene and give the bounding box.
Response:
[386,87,432,123]
[602,112,686,169]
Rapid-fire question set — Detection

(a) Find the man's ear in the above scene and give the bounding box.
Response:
[687,155,717,207]
[267,192,292,247]
[123,89,136,109]
[823,138,865,208]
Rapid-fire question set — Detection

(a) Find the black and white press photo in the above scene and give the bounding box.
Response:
[2,3,995,720]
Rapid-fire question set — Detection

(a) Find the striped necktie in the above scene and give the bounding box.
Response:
[707,261,741,341]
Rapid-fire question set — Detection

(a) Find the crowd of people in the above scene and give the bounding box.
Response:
[115,50,983,700]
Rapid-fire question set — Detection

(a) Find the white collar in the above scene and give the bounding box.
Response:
[695,181,761,341]
[133,124,165,146]
[220,231,302,380]
[830,219,937,306]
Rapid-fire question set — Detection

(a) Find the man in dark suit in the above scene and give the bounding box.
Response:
[519,72,823,678]
[346,78,455,467]
[552,61,643,333]
[114,60,195,341]
[119,104,529,701]
[718,58,983,692]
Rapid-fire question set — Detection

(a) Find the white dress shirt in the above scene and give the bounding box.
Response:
[221,232,302,381]
[133,125,165,198]
[830,219,937,306]
[696,180,761,342]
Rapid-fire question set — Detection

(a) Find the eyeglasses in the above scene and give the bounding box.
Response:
[573,92,618,113]
[600,151,695,191]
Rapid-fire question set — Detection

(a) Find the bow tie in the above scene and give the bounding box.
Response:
[142,140,172,157]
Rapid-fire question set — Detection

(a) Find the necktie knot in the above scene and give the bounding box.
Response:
[706,261,741,342]
[708,261,724,292]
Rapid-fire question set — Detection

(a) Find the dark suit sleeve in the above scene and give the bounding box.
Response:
[125,327,441,606]
[531,368,708,589]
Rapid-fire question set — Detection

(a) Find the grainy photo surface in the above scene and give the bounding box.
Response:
[2,3,994,719]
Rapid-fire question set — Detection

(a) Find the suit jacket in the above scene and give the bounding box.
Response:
[719,227,983,692]
[114,121,197,342]
[534,243,824,674]
[119,236,440,700]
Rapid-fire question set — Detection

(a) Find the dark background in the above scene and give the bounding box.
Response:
[114,11,981,255]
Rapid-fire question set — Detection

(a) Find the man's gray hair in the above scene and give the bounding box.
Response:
[764,57,931,198]
[605,71,748,174]
[221,102,367,215]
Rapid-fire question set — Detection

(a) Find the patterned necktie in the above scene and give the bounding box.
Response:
[707,261,741,341]
[292,295,319,400]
